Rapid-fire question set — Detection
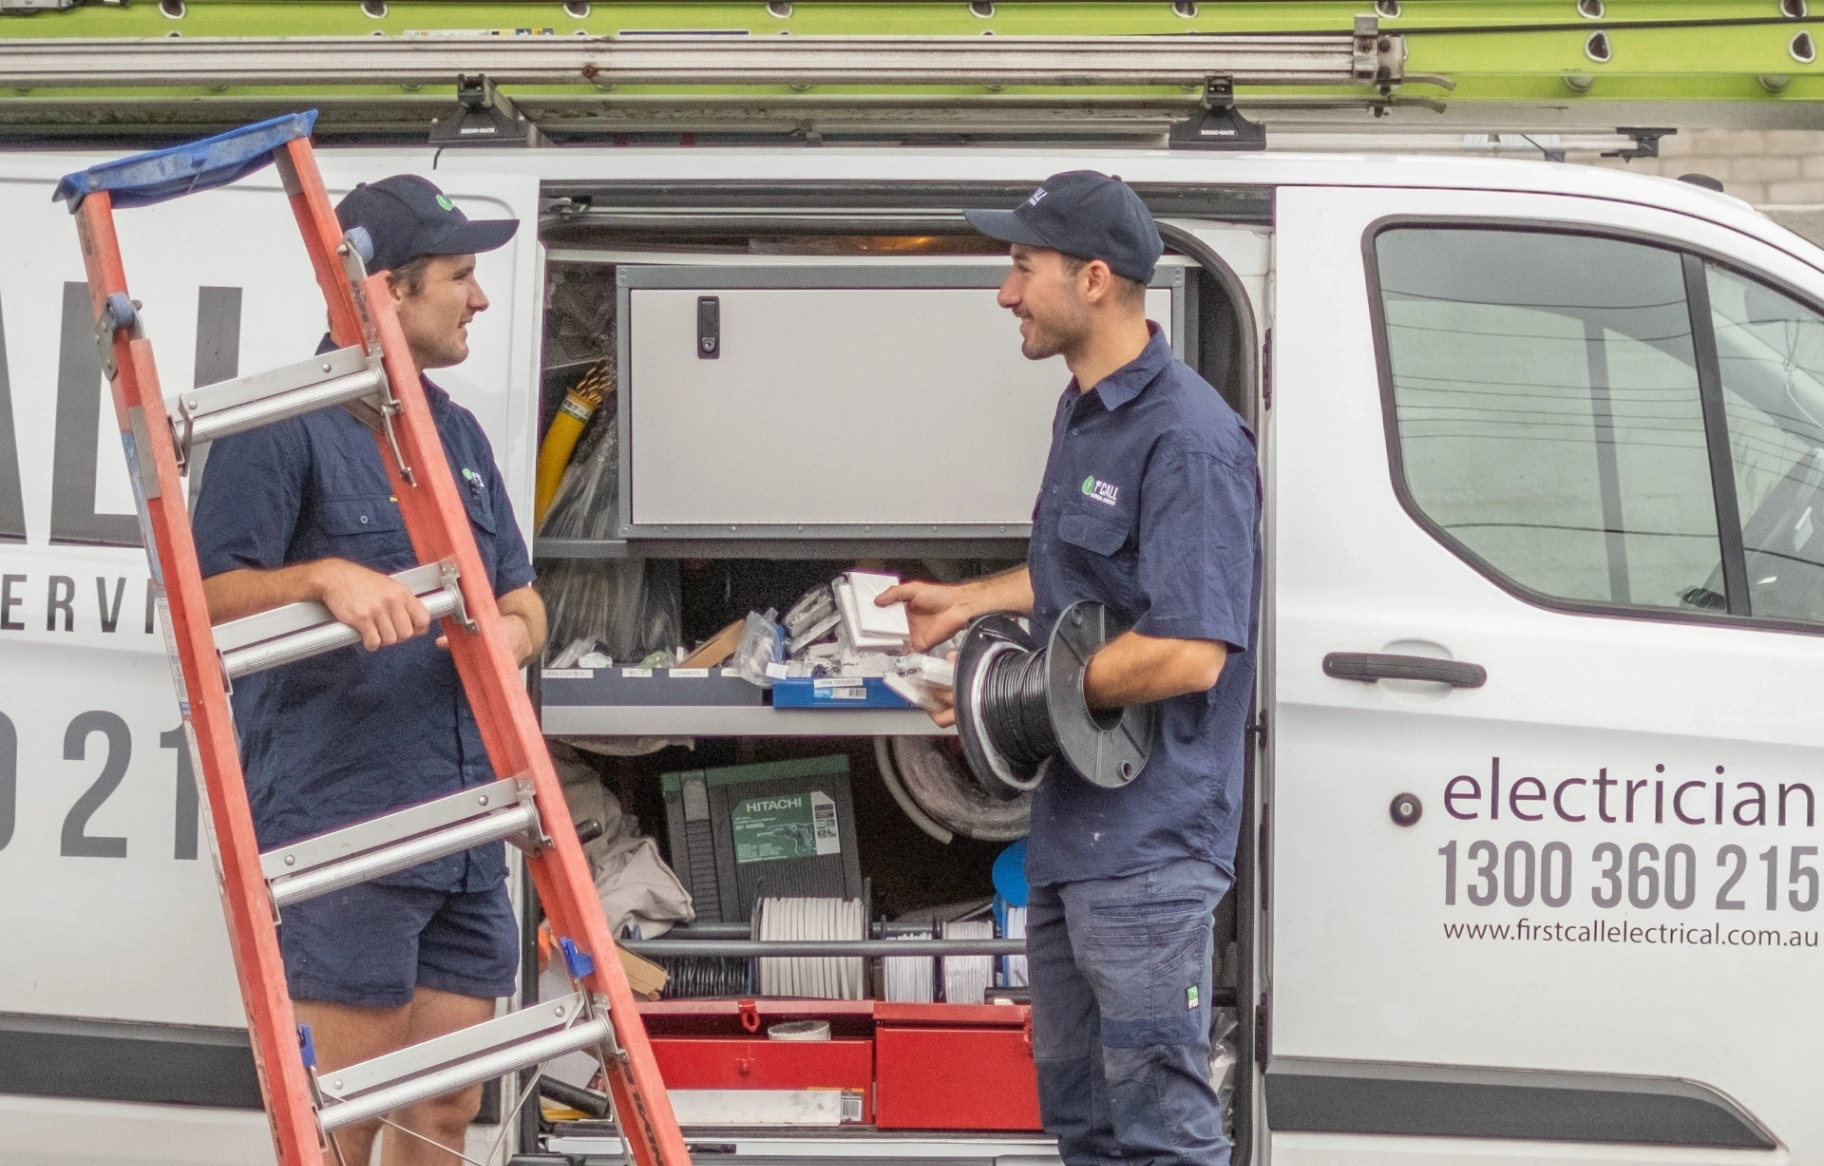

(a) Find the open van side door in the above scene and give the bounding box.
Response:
[1267,183,1824,1164]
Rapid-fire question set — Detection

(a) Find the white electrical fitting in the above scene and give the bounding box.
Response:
[834,571,911,654]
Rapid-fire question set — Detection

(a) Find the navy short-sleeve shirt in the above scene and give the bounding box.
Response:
[192,355,535,893]
[1025,324,1260,888]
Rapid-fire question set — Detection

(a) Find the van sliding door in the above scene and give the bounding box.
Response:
[1267,185,1824,1165]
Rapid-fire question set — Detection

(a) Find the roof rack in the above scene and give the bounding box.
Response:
[1,2,1822,143]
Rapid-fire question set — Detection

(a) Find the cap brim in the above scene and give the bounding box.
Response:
[963,207,1052,248]
[426,217,519,257]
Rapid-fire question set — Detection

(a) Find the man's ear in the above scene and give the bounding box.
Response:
[1082,258,1116,306]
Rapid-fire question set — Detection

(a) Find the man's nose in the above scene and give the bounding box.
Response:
[997,276,1019,309]
[469,281,490,314]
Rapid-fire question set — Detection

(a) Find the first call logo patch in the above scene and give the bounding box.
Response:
[1082,476,1121,507]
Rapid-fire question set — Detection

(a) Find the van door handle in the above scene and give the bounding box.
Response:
[1322,652,1486,688]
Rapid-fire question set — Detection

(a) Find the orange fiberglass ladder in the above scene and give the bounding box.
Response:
[54,111,688,1166]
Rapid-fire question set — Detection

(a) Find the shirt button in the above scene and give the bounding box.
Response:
[359,515,370,525]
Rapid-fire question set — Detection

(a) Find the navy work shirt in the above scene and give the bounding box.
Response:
[192,350,535,893]
[1025,324,1260,888]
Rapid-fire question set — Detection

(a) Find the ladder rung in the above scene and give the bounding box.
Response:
[213,562,460,680]
[169,344,384,449]
[263,778,538,910]
[317,992,610,1134]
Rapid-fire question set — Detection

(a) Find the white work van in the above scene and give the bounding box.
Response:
[1,144,1820,1166]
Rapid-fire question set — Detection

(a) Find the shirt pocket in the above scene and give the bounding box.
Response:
[317,494,405,537]
[462,486,498,536]
[1057,506,1132,557]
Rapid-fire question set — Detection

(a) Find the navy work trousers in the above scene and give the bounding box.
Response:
[1027,857,1232,1166]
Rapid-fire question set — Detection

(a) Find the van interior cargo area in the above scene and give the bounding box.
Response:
[522,210,1258,1156]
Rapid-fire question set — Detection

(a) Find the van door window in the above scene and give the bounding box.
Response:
[1704,263,1824,623]
[1374,227,1724,613]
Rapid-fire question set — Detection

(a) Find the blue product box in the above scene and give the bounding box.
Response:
[770,676,913,709]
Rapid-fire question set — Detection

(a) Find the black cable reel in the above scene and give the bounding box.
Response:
[954,599,1156,799]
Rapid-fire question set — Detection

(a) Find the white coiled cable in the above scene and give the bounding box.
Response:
[884,930,935,1003]
[754,896,866,1000]
[941,919,995,1005]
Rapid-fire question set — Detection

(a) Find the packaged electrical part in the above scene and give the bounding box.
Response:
[782,584,836,639]
[883,674,943,712]
[882,653,956,712]
[895,653,956,688]
[789,611,841,656]
[732,609,785,688]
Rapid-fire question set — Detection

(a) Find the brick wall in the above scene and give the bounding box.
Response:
[1587,127,1824,244]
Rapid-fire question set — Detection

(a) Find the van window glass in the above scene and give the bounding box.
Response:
[1705,264,1824,622]
[1376,228,1723,611]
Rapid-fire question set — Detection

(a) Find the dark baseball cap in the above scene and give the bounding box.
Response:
[964,171,1163,284]
[335,174,518,274]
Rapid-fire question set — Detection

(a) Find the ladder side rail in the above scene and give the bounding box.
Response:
[272,137,690,1166]
[275,139,366,350]
[72,192,322,1166]
[362,277,692,1166]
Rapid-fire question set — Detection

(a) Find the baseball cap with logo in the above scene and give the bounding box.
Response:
[964,171,1163,284]
[334,174,519,275]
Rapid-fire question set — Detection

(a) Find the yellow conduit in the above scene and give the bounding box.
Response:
[534,360,610,530]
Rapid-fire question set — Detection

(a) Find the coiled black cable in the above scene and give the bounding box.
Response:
[980,646,1058,770]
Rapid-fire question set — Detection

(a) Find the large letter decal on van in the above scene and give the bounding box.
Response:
[51,282,139,547]
[185,286,242,508]
[49,283,244,540]
[0,295,25,543]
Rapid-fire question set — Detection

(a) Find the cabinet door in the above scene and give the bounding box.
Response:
[1268,185,1824,1164]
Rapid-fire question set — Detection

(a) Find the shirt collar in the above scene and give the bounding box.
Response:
[1074,321,1171,412]
[316,331,450,408]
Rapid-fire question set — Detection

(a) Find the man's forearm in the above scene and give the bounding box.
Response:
[961,566,1035,619]
[497,585,548,667]
[202,562,335,624]
[1083,630,1227,710]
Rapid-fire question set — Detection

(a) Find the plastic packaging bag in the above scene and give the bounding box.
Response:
[534,386,681,664]
[539,558,679,667]
[541,391,618,540]
[731,609,783,687]
[1209,1006,1240,1137]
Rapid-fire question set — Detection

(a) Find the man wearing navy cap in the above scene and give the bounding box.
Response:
[192,175,544,1165]
[882,172,1259,1166]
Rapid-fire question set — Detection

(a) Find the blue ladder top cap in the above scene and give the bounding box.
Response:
[53,110,319,212]
[557,936,596,980]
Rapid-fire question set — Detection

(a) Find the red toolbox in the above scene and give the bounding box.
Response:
[635,999,1042,1131]
[640,999,875,1123]
[873,1002,1043,1131]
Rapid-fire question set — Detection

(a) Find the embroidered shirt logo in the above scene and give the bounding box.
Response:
[1081,475,1120,507]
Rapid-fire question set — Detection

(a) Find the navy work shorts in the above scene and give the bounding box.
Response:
[278,881,520,1009]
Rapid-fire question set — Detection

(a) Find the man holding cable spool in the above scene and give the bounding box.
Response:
[878,172,1259,1166]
